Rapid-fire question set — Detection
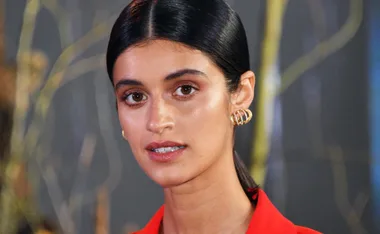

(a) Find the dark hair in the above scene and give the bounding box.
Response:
[106,0,258,202]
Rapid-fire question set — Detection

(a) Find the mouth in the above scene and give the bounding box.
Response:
[145,141,187,162]
[150,146,186,153]
[146,141,187,153]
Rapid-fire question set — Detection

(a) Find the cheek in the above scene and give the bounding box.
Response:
[178,88,231,143]
[118,108,145,141]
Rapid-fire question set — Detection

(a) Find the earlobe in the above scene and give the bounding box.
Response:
[231,70,256,110]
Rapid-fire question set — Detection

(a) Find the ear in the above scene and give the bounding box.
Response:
[230,70,256,111]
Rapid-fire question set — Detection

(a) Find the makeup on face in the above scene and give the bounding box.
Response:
[113,40,233,187]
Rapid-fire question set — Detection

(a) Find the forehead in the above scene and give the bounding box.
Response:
[113,39,218,82]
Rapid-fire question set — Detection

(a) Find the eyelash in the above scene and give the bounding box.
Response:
[121,91,147,107]
[173,83,199,99]
[121,84,199,107]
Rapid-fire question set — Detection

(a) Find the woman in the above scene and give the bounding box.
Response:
[106,0,321,233]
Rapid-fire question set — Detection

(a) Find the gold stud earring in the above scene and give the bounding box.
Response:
[122,130,125,138]
[230,109,252,126]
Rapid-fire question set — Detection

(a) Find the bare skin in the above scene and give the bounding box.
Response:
[113,39,256,234]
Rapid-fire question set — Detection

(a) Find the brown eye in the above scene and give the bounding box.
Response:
[132,93,144,101]
[174,85,196,96]
[125,92,147,105]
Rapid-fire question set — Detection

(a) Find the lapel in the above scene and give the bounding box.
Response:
[246,189,297,234]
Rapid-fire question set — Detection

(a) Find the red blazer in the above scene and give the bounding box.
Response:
[133,189,322,234]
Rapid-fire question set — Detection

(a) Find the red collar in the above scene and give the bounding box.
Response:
[133,189,321,234]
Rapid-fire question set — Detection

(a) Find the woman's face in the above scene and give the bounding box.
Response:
[113,40,237,187]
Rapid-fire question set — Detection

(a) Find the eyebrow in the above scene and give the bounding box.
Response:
[114,68,207,91]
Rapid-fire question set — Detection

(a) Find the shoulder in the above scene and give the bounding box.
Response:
[296,225,323,234]
[247,189,322,234]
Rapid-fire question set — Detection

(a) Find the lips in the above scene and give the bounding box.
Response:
[145,141,187,162]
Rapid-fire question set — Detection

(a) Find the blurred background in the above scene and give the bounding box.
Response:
[0,0,378,233]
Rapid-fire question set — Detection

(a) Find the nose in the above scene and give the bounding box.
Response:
[146,98,174,134]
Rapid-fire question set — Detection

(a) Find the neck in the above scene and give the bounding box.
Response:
[162,151,254,234]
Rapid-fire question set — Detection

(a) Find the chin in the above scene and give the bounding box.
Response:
[149,168,193,188]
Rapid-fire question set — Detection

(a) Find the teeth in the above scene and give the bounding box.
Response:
[152,146,184,153]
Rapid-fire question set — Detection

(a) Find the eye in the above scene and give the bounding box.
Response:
[174,85,197,97]
[123,92,147,105]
